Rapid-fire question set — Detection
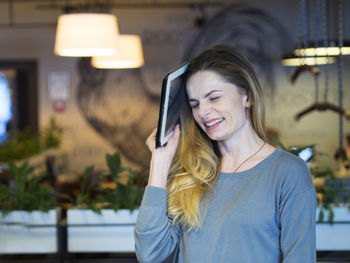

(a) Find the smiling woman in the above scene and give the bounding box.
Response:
[135,45,316,263]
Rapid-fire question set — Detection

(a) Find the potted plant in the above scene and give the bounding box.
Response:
[0,117,63,164]
[0,117,63,254]
[65,152,145,253]
[310,165,350,250]
[0,161,59,254]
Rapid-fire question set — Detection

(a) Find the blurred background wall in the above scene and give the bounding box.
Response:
[0,0,349,174]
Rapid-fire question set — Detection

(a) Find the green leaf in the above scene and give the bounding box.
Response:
[106,152,121,177]
[328,209,334,224]
[318,209,324,222]
[80,165,95,193]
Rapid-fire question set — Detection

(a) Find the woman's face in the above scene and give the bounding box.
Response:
[186,70,251,142]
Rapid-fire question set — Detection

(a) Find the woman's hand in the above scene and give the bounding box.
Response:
[146,124,181,188]
[146,124,181,157]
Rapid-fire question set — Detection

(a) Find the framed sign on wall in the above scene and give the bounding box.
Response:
[47,71,70,113]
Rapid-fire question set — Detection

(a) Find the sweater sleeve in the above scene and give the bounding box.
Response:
[134,186,182,263]
[279,159,317,263]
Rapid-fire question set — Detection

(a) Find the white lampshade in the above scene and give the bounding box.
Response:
[294,47,350,56]
[294,41,350,57]
[91,34,144,69]
[282,56,337,66]
[54,13,119,57]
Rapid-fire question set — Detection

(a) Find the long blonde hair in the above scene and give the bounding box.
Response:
[167,45,266,230]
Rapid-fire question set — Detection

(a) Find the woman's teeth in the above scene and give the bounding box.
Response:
[205,118,224,127]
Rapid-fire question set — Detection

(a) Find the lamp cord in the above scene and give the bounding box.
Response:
[321,0,329,102]
[300,0,308,65]
[314,0,323,103]
[338,0,344,149]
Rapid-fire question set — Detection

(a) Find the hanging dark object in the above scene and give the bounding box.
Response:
[334,0,346,161]
[290,65,320,84]
[294,0,350,122]
[334,148,347,161]
[294,102,350,121]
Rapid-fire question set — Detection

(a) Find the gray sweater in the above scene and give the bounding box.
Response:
[134,148,316,263]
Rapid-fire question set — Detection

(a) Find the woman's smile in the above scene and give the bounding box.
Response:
[204,117,225,130]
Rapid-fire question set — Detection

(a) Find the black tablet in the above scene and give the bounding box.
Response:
[156,64,188,148]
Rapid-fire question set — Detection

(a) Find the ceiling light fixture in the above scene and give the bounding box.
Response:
[294,40,350,56]
[282,0,348,67]
[282,55,337,67]
[91,35,144,69]
[54,13,119,57]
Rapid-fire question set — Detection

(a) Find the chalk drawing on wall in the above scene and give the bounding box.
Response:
[182,3,293,92]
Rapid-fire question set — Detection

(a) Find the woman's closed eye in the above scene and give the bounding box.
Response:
[209,96,220,102]
[190,102,199,109]
[189,96,219,109]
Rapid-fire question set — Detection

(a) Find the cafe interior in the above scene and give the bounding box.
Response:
[0,0,350,262]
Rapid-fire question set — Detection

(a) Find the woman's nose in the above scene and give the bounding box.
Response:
[198,103,211,118]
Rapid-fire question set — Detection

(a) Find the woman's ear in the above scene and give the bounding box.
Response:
[244,94,252,108]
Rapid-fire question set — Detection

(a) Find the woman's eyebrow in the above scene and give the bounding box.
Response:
[188,90,223,102]
[204,90,223,98]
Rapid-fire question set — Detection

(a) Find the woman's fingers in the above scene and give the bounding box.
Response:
[167,124,180,150]
[146,125,181,154]
[156,124,181,159]
[146,128,157,152]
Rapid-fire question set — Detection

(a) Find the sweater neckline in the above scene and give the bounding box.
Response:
[219,147,281,179]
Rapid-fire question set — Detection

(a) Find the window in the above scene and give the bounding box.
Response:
[0,76,12,142]
[0,61,38,140]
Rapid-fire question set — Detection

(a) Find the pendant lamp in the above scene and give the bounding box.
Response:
[294,40,350,56]
[282,55,337,66]
[54,13,119,57]
[282,0,348,67]
[91,35,144,69]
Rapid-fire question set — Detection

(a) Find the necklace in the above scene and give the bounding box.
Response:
[233,142,266,173]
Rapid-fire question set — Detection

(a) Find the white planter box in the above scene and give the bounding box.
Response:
[0,209,58,254]
[67,209,138,253]
[316,206,350,250]
[67,207,350,252]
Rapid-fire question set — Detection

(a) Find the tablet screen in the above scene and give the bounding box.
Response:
[156,64,188,148]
